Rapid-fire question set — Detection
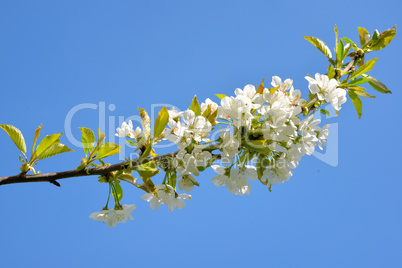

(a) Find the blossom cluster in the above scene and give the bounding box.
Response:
[89,204,136,228]
[91,73,347,226]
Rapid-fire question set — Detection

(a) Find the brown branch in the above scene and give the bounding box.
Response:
[0,144,221,186]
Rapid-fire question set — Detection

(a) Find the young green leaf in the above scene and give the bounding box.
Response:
[347,77,370,86]
[138,108,151,141]
[154,106,169,139]
[139,144,153,162]
[79,127,95,156]
[215,94,227,100]
[351,89,375,98]
[95,143,121,160]
[136,160,159,177]
[370,30,380,45]
[202,103,211,118]
[319,109,331,116]
[92,128,106,156]
[245,140,271,155]
[112,182,123,203]
[369,25,397,51]
[348,90,363,119]
[167,172,177,189]
[118,174,138,186]
[336,40,344,65]
[334,25,339,55]
[207,108,218,126]
[327,65,335,79]
[347,86,367,91]
[303,36,333,60]
[349,58,378,80]
[358,27,370,48]
[342,37,358,50]
[256,78,266,94]
[35,133,62,157]
[0,124,27,154]
[342,43,352,62]
[37,143,74,160]
[138,177,157,195]
[32,124,43,154]
[269,85,280,95]
[362,74,392,94]
[190,95,201,116]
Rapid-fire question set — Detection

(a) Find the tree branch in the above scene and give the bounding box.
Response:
[0,144,221,186]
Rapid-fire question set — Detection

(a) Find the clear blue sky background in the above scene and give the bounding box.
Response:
[0,1,401,267]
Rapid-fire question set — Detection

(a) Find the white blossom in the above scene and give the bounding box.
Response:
[106,204,136,228]
[211,165,257,196]
[115,120,141,139]
[305,73,347,111]
[89,204,136,228]
[220,127,240,162]
[140,193,162,210]
[178,174,198,192]
[141,184,191,212]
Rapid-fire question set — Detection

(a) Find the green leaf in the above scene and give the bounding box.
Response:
[139,144,153,162]
[256,78,265,94]
[334,25,339,55]
[215,94,227,100]
[138,108,151,141]
[37,143,74,160]
[190,95,201,116]
[207,108,218,126]
[342,37,358,50]
[347,85,367,91]
[126,140,136,146]
[336,39,344,65]
[32,124,43,154]
[327,65,335,79]
[351,89,375,98]
[0,124,27,154]
[138,177,156,195]
[349,58,378,80]
[348,90,363,119]
[303,36,333,60]
[201,103,211,118]
[358,27,370,48]
[135,161,160,177]
[342,43,352,62]
[372,30,380,43]
[154,106,169,139]
[95,143,121,159]
[362,74,392,94]
[118,174,138,186]
[369,25,397,51]
[79,127,95,157]
[112,182,123,202]
[245,140,271,155]
[319,109,331,116]
[347,77,370,86]
[269,85,280,95]
[167,172,177,189]
[92,128,106,156]
[35,133,62,157]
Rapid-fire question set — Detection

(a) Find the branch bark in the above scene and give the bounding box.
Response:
[0,144,220,186]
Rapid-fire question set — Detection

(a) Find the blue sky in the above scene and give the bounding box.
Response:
[0,1,401,267]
